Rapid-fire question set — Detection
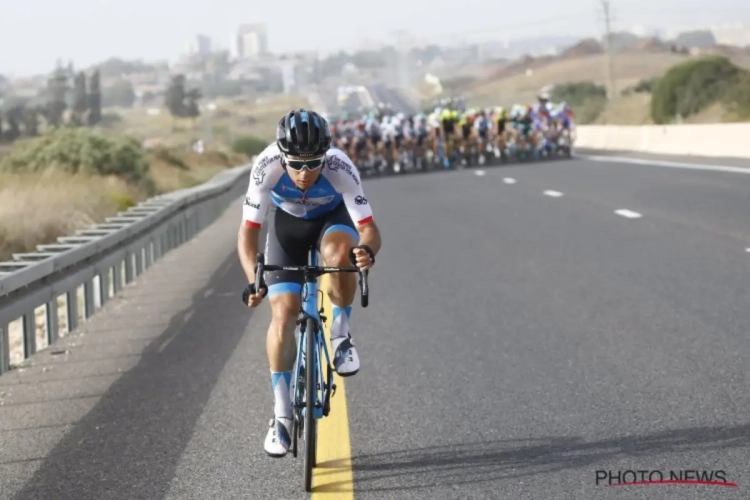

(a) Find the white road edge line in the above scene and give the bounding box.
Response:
[615,209,643,219]
[578,154,750,174]
[503,178,516,184]
[543,190,564,197]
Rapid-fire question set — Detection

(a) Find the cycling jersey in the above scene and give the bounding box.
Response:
[243,143,373,224]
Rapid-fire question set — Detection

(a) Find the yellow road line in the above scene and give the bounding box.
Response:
[312,275,355,499]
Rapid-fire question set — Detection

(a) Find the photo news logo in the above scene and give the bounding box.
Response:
[595,469,738,488]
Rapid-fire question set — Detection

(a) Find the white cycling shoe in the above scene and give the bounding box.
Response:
[264,416,293,458]
[332,334,360,377]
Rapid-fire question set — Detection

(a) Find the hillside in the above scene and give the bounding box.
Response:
[469,51,690,107]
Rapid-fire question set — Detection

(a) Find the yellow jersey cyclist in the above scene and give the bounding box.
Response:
[238,109,382,457]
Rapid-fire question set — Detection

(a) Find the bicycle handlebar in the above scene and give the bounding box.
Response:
[254,253,369,308]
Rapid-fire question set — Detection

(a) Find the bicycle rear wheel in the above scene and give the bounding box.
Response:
[304,317,317,492]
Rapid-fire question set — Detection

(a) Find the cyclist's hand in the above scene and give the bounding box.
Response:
[242,283,266,308]
[351,245,375,271]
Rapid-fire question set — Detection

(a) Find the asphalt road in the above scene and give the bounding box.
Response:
[366,84,419,115]
[2,155,750,499]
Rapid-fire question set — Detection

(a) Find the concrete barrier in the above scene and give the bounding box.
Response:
[575,123,750,158]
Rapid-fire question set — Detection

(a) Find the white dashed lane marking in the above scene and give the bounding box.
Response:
[615,209,643,219]
[503,178,516,184]
[474,170,486,176]
[543,190,564,197]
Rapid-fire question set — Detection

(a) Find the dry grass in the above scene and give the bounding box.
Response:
[0,172,144,259]
[594,93,654,125]
[0,149,246,261]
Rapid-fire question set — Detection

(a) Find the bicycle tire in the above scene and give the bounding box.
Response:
[303,317,316,492]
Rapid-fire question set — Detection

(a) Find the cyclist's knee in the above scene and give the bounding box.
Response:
[269,293,299,331]
[320,235,356,267]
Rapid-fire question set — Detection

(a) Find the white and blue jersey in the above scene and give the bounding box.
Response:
[243,143,374,225]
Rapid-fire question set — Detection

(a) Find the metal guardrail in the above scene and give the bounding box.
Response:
[0,162,254,375]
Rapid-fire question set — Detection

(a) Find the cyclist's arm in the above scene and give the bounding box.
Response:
[238,153,277,283]
[328,152,382,256]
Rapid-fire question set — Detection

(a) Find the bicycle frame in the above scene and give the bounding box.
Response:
[292,249,333,421]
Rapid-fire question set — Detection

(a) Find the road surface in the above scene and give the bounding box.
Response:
[365,84,419,115]
[2,156,750,499]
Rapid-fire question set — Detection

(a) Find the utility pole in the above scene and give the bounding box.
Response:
[601,0,617,99]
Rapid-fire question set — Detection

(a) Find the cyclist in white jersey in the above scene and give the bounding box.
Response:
[238,109,382,458]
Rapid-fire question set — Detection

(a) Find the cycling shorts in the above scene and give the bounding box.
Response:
[264,202,358,295]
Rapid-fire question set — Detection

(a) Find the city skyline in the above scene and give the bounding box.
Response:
[2,0,750,76]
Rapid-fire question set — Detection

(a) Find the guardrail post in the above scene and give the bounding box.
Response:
[67,288,79,331]
[124,251,134,283]
[145,241,154,268]
[23,311,36,357]
[84,279,96,318]
[46,297,59,344]
[135,246,144,275]
[113,260,123,293]
[0,323,9,375]
[99,269,111,306]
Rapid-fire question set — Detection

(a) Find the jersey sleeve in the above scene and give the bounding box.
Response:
[325,151,374,226]
[241,149,281,228]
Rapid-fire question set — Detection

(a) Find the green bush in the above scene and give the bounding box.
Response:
[551,82,608,124]
[634,77,659,94]
[650,56,743,124]
[551,82,607,108]
[110,192,136,211]
[231,135,267,159]
[0,127,150,183]
[725,71,750,119]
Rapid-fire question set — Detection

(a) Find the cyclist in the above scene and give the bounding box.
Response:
[237,109,382,458]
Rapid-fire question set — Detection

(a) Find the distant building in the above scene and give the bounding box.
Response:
[232,24,269,60]
[187,34,213,57]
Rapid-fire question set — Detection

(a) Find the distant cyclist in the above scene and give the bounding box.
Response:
[237,109,382,458]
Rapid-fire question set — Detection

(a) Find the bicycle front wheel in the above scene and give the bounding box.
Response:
[304,318,317,492]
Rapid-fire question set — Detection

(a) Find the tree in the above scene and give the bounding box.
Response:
[88,69,102,125]
[23,106,40,136]
[184,88,202,120]
[4,105,23,141]
[70,71,88,126]
[102,80,136,108]
[46,64,69,127]
[165,74,187,117]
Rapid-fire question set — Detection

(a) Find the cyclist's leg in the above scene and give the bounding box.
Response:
[263,207,321,456]
[317,203,360,376]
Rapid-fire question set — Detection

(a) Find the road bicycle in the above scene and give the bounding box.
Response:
[254,248,369,492]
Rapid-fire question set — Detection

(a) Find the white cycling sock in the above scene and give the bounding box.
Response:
[330,305,352,340]
[271,371,292,419]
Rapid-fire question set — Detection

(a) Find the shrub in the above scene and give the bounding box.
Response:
[551,82,608,124]
[634,77,659,94]
[0,127,150,183]
[650,56,742,124]
[231,135,267,158]
[551,82,607,108]
[110,192,136,211]
[724,71,750,119]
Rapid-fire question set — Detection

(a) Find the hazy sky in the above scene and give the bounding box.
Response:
[2,0,748,75]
